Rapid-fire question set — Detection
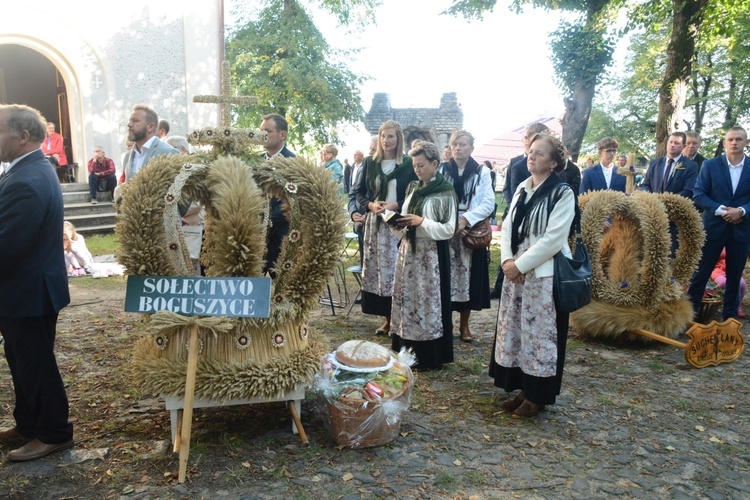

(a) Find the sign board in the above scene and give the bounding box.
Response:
[685,318,745,368]
[124,276,271,318]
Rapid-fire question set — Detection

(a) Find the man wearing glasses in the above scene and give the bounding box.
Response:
[580,137,627,195]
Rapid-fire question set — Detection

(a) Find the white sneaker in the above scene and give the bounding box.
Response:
[91,199,98,204]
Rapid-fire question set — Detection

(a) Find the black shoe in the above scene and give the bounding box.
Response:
[354,297,362,304]
[489,289,501,300]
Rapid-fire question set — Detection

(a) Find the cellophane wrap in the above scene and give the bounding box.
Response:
[316,347,415,448]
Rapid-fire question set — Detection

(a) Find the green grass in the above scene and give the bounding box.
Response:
[84,233,120,256]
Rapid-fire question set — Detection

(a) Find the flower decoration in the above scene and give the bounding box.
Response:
[169,243,178,251]
[299,325,309,340]
[248,131,255,139]
[273,293,285,304]
[620,281,628,288]
[272,332,286,348]
[235,334,251,350]
[285,182,298,194]
[673,162,684,171]
[206,129,213,136]
[165,194,175,203]
[185,337,205,354]
[289,230,301,242]
[154,335,168,351]
[282,261,293,271]
[184,164,192,170]
[223,129,231,137]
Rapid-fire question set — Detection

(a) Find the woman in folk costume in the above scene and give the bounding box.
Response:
[390,141,458,369]
[350,120,416,335]
[439,130,495,342]
[490,133,576,417]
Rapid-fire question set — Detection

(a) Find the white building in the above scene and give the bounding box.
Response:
[0,1,225,178]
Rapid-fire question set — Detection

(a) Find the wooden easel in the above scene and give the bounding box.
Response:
[172,325,309,484]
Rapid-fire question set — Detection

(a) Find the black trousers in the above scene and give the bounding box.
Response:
[0,313,73,444]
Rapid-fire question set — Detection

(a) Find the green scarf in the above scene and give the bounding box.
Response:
[405,173,456,252]
[365,155,415,201]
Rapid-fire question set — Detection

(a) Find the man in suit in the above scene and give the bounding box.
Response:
[348,149,366,268]
[119,105,179,184]
[0,104,74,461]
[685,131,707,167]
[260,114,296,275]
[501,122,550,206]
[580,137,627,194]
[641,131,699,198]
[687,126,750,320]
[260,113,295,160]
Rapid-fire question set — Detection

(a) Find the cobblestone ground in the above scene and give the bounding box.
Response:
[0,278,748,499]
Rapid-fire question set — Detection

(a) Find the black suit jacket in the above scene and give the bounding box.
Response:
[502,154,528,206]
[691,153,707,168]
[0,149,70,317]
[264,145,296,275]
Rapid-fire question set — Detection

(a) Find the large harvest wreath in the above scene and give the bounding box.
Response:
[571,190,704,342]
[117,147,347,400]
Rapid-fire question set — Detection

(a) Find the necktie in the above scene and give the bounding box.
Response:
[662,158,674,193]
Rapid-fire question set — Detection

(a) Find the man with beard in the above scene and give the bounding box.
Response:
[119,105,179,184]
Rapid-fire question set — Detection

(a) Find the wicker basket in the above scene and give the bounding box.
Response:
[328,382,410,449]
[697,297,722,324]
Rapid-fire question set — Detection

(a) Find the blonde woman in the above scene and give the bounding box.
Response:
[349,121,416,335]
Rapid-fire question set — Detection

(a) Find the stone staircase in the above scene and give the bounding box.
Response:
[61,183,116,235]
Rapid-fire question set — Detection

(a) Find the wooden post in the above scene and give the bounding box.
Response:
[178,324,200,483]
[630,329,687,348]
[287,401,309,445]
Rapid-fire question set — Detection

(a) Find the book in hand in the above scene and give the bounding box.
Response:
[382,209,402,226]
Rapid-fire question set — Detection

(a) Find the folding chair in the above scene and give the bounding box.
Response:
[346,265,362,315]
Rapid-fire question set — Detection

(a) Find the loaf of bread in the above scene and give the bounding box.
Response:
[335,340,391,368]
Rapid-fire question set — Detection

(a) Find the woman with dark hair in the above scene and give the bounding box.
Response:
[350,120,416,336]
[439,130,495,342]
[390,141,457,369]
[490,133,576,417]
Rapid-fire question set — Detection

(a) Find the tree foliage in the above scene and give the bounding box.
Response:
[226,0,374,152]
[445,0,622,161]
[589,0,750,157]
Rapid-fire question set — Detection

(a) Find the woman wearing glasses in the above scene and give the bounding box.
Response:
[390,141,457,369]
[579,137,627,195]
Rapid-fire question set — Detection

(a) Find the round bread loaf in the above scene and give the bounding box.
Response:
[335,340,391,368]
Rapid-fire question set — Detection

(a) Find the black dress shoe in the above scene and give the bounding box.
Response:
[7,438,74,462]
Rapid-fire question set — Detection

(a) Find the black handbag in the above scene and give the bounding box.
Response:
[553,234,592,314]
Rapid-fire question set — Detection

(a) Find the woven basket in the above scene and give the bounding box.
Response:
[328,382,410,449]
[697,297,722,324]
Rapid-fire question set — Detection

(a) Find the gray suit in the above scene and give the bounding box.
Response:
[121,137,179,182]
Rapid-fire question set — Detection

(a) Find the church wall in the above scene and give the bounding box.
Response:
[0,1,220,178]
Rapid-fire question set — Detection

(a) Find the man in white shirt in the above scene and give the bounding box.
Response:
[688,126,750,320]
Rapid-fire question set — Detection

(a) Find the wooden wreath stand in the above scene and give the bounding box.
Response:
[629,318,745,368]
[170,325,308,483]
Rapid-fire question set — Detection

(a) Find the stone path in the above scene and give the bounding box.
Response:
[1,283,748,499]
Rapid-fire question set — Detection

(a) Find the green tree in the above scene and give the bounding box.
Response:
[445,0,622,161]
[226,0,378,152]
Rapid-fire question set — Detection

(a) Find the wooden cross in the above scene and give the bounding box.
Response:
[193,60,258,127]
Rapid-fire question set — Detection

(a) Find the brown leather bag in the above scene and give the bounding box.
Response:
[462,218,493,249]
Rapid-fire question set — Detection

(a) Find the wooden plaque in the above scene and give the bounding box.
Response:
[685,318,745,368]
